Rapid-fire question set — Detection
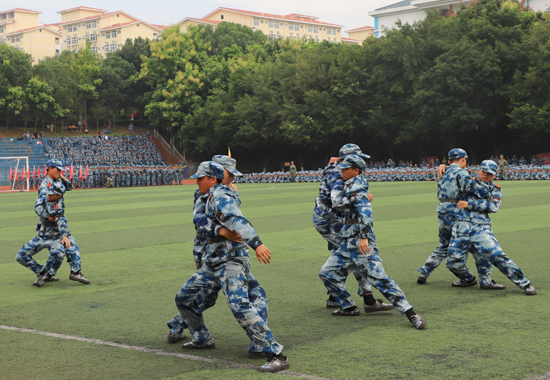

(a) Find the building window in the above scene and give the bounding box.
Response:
[92,20,97,28]
[104,45,109,53]
[105,31,111,39]
[90,34,97,42]
[65,38,70,45]
[221,15,224,19]
[112,30,117,38]
[10,37,15,43]
[268,33,276,41]
[19,47,24,51]
[91,46,97,52]
[308,25,312,33]
[314,26,318,33]
[86,22,91,29]
[71,37,77,45]
[68,25,72,32]
[254,19,259,27]
[269,20,273,28]
[288,23,293,31]
[110,43,117,52]
[274,22,279,29]
[84,34,89,41]
[15,36,20,42]
[73,25,78,32]
[0,26,4,33]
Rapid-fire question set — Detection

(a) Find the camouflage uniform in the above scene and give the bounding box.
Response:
[176,162,282,355]
[15,164,73,278]
[417,151,493,285]
[319,158,415,316]
[313,144,372,300]
[447,162,532,291]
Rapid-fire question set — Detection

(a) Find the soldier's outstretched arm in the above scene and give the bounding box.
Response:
[458,173,491,199]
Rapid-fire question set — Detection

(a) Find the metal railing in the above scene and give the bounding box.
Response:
[153,129,193,170]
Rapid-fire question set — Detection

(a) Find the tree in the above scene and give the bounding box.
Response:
[33,54,78,130]
[71,42,102,125]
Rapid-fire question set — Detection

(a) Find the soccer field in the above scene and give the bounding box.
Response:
[1,181,549,380]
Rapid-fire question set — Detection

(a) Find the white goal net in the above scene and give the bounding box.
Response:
[0,156,29,192]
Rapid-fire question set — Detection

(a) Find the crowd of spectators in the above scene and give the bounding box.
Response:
[45,132,165,167]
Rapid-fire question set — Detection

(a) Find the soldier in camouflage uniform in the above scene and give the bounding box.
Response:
[314,144,393,313]
[416,149,501,289]
[319,155,426,329]
[174,161,288,373]
[15,159,89,287]
[446,160,536,295]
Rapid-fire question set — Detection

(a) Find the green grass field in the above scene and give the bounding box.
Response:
[1,181,549,380]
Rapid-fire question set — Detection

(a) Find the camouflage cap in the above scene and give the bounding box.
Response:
[212,155,242,176]
[480,160,498,175]
[190,161,224,179]
[339,154,366,171]
[46,159,63,170]
[339,143,370,160]
[448,148,468,160]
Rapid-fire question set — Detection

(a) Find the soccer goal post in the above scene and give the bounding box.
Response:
[0,156,29,192]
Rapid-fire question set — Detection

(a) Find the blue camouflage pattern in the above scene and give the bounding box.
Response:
[319,175,414,314]
[446,181,531,289]
[174,183,281,354]
[417,163,493,278]
[313,162,372,296]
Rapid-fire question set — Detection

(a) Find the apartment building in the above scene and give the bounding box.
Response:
[369,0,549,37]
[177,7,344,43]
[0,8,62,61]
[58,6,162,57]
[345,25,375,44]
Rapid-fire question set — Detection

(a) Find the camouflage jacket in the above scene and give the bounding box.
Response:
[202,184,262,266]
[35,176,71,238]
[459,181,502,225]
[437,163,491,219]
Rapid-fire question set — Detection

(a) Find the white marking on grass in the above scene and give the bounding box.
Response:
[0,324,335,380]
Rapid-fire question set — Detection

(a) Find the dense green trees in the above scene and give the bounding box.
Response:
[2,0,550,168]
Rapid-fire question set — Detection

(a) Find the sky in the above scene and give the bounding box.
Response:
[1,0,401,33]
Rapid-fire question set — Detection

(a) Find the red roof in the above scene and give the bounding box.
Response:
[346,26,374,32]
[203,7,343,27]
[1,8,41,14]
[60,11,138,25]
[57,6,108,14]
[100,20,161,31]
[5,25,61,37]
[179,17,221,26]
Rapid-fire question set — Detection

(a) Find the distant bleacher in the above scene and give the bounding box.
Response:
[0,138,50,187]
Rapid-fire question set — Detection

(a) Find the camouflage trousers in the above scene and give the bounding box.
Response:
[15,235,65,276]
[319,234,413,314]
[65,236,82,273]
[175,258,282,354]
[447,222,531,289]
[313,203,372,296]
[418,214,493,285]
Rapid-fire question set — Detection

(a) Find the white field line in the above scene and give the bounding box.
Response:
[0,324,336,380]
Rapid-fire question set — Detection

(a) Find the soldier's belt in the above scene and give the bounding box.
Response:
[345,218,359,224]
[439,199,459,203]
[319,199,332,208]
[207,236,228,244]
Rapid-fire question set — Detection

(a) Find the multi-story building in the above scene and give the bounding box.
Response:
[58,6,162,57]
[0,8,62,61]
[176,7,344,43]
[369,0,549,37]
[345,25,375,44]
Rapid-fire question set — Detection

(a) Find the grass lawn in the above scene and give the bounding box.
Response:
[1,181,549,380]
